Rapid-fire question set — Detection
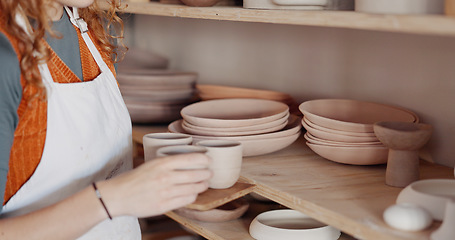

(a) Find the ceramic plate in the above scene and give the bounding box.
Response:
[302,119,379,143]
[306,142,388,165]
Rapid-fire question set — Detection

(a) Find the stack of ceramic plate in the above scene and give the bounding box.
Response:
[168,98,302,156]
[243,0,353,10]
[118,69,198,124]
[299,99,419,165]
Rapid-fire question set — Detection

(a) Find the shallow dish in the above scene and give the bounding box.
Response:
[299,99,418,133]
[196,84,294,102]
[304,133,383,147]
[126,103,185,123]
[181,98,289,128]
[117,47,169,70]
[396,179,455,221]
[249,209,341,240]
[174,197,249,222]
[116,70,197,87]
[120,86,195,102]
[306,142,388,165]
[304,117,376,137]
[302,119,379,143]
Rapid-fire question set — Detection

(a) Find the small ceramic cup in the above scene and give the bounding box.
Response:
[142,132,192,162]
[156,145,209,170]
[196,140,243,189]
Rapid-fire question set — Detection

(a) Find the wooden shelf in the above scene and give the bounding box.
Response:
[132,125,454,240]
[100,1,455,37]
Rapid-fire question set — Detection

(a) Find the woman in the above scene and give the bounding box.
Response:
[0,0,211,239]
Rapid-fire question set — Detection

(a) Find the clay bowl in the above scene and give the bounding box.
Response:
[116,70,197,87]
[182,112,289,133]
[174,197,249,222]
[304,117,376,137]
[181,115,288,137]
[302,119,379,143]
[299,99,418,133]
[120,86,196,102]
[373,121,433,151]
[304,133,383,147]
[181,98,289,128]
[180,0,220,6]
[168,115,302,156]
[126,102,186,124]
[306,142,388,165]
[249,209,341,240]
[396,179,455,221]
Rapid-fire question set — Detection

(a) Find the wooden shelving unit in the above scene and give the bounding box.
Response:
[132,125,454,240]
[98,1,455,37]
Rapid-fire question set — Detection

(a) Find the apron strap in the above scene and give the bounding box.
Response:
[64,6,111,73]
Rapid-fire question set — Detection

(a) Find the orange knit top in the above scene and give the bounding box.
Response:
[0,16,116,204]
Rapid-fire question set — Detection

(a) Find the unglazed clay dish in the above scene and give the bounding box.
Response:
[174,198,249,222]
[249,209,341,240]
[299,99,418,133]
[116,70,197,87]
[196,84,295,102]
[117,47,169,70]
[396,179,455,221]
[306,142,388,165]
[304,133,383,147]
[304,117,376,137]
[181,99,289,128]
[302,119,379,143]
[126,102,186,123]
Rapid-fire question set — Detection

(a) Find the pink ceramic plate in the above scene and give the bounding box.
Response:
[302,119,379,143]
[306,142,388,165]
[181,99,289,128]
[299,99,418,133]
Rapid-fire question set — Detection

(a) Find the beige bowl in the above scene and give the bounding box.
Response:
[397,179,455,221]
[181,99,289,128]
[299,99,418,133]
[174,198,249,222]
[306,142,388,165]
[302,119,379,143]
[304,133,383,147]
[249,209,341,240]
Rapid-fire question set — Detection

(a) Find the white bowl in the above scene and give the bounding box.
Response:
[299,99,418,133]
[306,142,388,165]
[355,0,444,14]
[249,209,341,240]
[396,179,455,221]
[181,98,289,128]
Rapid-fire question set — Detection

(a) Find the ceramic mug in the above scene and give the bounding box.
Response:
[196,140,243,189]
[156,145,209,170]
[142,132,192,162]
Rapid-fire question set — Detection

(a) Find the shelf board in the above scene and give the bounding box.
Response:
[132,125,454,240]
[101,1,455,37]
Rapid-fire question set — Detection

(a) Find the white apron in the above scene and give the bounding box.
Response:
[2,7,141,239]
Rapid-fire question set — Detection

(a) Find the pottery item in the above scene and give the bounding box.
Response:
[304,132,383,147]
[249,209,341,240]
[196,84,294,102]
[126,102,187,124]
[355,0,444,14]
[383,203,432,231]
[180,0,219,6]
[174,197,249,222]
[168,115,302,157]
[156,145,209,170]
[396,179,455,221]
[181,98,289,128]
[304,117,377,138]
[120,86,195,102]
[299,99,418,133]
[182,116,288,137]
[431,199,455,240]
[117,47,169,70]
[196,140,242,189]
[306,142,388,165]
[143,132,193,161]
[374,121,433,187]
[117,70,197,87]
[302,118,379,143]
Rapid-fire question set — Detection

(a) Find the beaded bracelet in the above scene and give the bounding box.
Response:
[92,182,113,220]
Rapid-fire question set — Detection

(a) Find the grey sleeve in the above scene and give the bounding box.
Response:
[0,32,22,210]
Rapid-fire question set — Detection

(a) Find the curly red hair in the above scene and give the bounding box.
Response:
[0,0,126,97]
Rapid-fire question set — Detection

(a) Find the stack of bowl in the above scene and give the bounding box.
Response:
[168,98,302,157]
[299,99,419,165]
[117,48,198,124]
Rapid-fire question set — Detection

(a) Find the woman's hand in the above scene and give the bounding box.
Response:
[97,153,212,218]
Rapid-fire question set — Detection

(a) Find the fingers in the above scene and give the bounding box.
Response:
[153,153,212,171]
[165,169,212,185]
